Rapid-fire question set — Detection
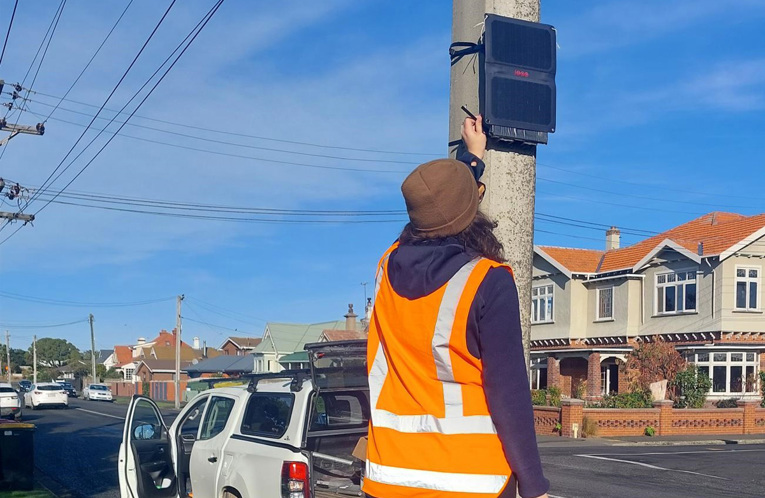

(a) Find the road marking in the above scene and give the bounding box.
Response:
[549,495,569,498]
[575,454,729,480]
[74,407,125,420]
[585,449,765,457]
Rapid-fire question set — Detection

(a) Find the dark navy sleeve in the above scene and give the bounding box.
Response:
[456,151,485,182]
[473,267,549,498]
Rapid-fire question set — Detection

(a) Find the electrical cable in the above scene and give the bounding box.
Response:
[0,318,89,329]
[0,290,175,308]
[41,0,135,124]
[0,0,20,68]
[28,90,438,157]
[17,0,178,216]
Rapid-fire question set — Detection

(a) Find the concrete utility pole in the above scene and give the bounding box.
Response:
[33,335,37,384]
[5,331,10,383]
[175,294,184,409]
[450,0,540,371]
[89,314,97,383]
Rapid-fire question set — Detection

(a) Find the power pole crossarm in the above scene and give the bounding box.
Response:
[0,119,45,135]
[0,212,34,222]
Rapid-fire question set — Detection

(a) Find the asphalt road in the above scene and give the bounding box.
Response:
[22,397,178,498]
[540,443,765,498]
[20,399,765,498]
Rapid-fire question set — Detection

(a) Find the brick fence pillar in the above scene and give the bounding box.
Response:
[741,399,759,435]
[653,399,673,436]
[586,352,602,400]
[560,398,584,438]
[547,356,561,391]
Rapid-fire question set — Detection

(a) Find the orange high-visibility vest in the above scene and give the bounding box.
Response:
[363,244,515,498]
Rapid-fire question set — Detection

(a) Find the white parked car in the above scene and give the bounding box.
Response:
[118,341,368,498]
[24,383,68,410]
[83,383,114,402]
[0,383,22,420]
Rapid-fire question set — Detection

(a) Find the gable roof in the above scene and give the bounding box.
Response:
[114,346,133,367]
[254,320,346,354]
[97,349,113,363]
[538,212,765,275]
[321,329,367,342]
[135,359,194,373]
[184,354,255,374]
[220,336,263,350]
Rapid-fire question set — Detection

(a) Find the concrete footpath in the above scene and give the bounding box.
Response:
[538,432,765,447]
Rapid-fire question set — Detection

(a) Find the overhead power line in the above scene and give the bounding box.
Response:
[0,290,175,308]
[0,318,89,329]
[0,0,20,68]
[28,90,438,157]
[41,0,135,124]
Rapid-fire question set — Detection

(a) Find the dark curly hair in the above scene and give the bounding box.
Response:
[398,211,506,263]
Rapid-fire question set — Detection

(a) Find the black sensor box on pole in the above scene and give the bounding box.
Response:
[480,15,557,145]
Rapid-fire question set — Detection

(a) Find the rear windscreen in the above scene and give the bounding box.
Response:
[0,387,15,393]
[38,385,64,391]
[310,390,369,432]
[240,393,294,438]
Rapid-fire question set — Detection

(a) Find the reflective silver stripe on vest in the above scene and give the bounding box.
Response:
[432,258,480,418]
[369,258,497,435]
[366,461,508,494]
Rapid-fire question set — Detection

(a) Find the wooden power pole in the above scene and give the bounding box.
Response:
[5,331,10,383]
[450,0,540,372]
[175,295,184,409]
[33,335,37,384]
[89,314,97,382]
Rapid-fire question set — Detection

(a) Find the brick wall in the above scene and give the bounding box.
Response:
[533,406,561,435]
[106,381,136,398]
[584,408,660,437]
[544,399,765,438]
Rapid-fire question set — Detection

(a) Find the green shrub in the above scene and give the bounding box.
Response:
[760,371,765,408]
[531,389,547,406]
[547,386,562,407]
[142,381,151,397]
[673,365,712,408]
[554,422,562,433]
[592,390,652,409]
[574,381,587,400]
[715,398,739,408]
[644,426,656,437]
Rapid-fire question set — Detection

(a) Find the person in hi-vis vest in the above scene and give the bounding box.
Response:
[363,116,550,498]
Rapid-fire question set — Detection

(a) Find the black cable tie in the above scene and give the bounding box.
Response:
[449,41,483,66]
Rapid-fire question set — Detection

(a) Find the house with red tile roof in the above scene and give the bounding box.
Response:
[531,212,765,401]
[219,337,263,356]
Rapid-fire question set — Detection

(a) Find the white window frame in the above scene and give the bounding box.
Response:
[595,286,614,321]
[531,284,554,324]
[655,269,698,315]
[734,265,761,311]
[690,351,760,396]
[124,367,134,381]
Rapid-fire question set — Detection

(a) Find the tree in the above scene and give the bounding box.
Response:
[623,339,686,395]
[28,338,80,368]
[672,364,712,408]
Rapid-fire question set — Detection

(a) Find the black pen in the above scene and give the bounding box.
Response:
[461,105,477,120]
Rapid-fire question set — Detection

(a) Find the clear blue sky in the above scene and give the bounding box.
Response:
[0,0,763,353]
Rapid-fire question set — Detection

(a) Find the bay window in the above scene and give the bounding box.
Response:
[689,351,759,396]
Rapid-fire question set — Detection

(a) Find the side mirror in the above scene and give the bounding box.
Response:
[133,424,157,440]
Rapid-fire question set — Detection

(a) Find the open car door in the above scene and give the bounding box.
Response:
[119,395,178,498]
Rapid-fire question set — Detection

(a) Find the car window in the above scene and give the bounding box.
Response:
[38,385,64,391]
[0,387,15,393]
[131,400,162,441]
[91,385,108,391]
[199,396,236,441]
[310,391,369,431]
[180,397,208,437]
[240,393,294,438]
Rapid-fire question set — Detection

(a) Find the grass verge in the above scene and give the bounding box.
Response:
[113,397,184,409]
[0,487,56,497]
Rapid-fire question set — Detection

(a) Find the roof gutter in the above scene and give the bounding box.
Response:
[584,273,645,283]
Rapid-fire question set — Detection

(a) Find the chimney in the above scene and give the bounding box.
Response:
[606,226,620,251]
[365,298,372,320]
[136,337,146,346]
[203,340,207,357]
[345,304,358,331]
[193,336,200,350]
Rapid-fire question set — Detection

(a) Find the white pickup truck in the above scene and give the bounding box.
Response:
[118,341,368,498]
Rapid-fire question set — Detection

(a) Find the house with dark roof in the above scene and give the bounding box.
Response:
[531,212,765,401]
[219,337,263,356]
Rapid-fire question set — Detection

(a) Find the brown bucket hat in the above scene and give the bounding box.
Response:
[401,158,479,238]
